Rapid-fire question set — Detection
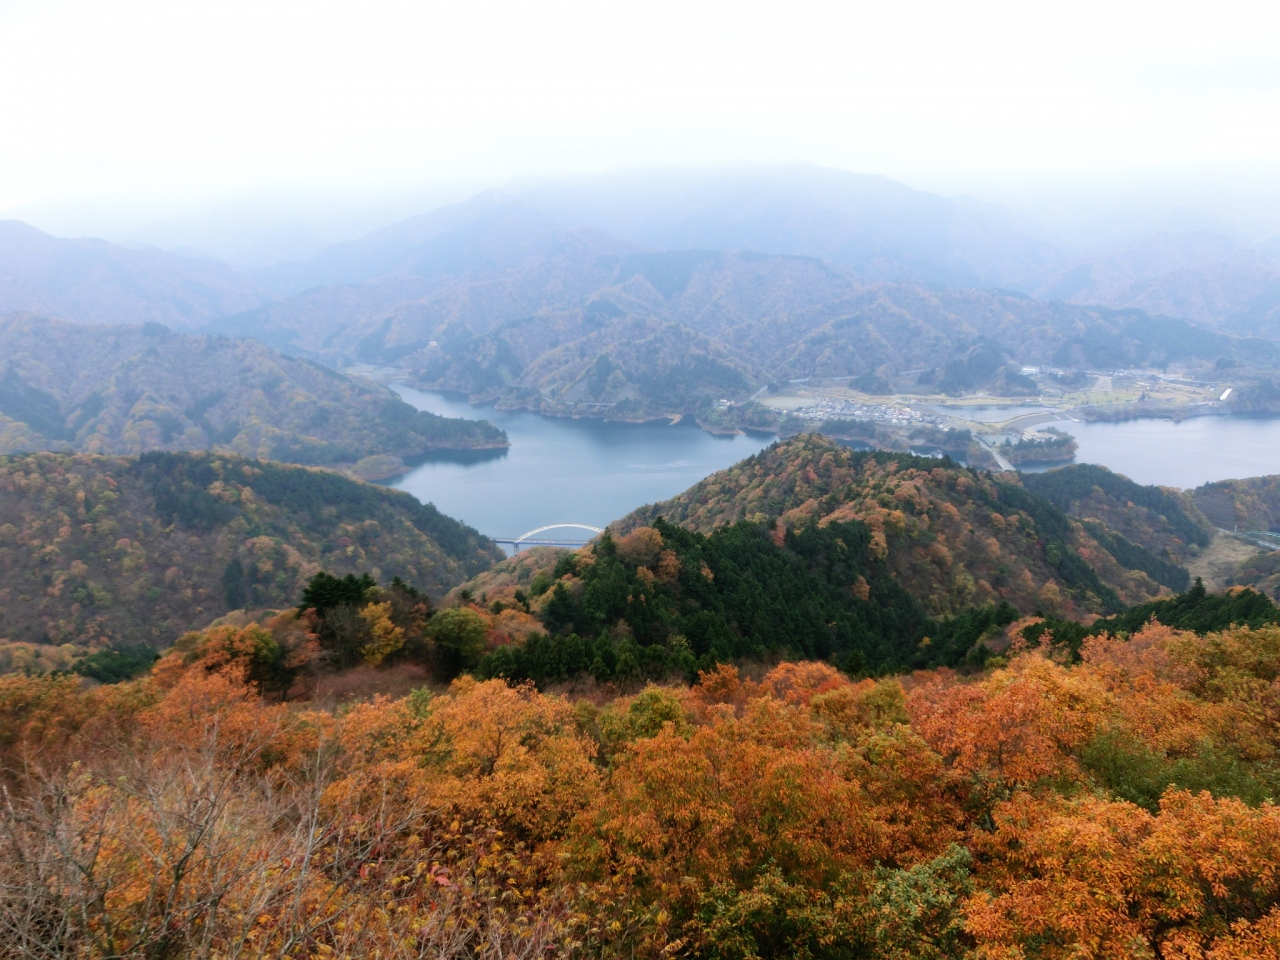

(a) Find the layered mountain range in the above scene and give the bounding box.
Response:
[6,168,1280,431]
[1033,229,1280,337]
[206,195,1280,426]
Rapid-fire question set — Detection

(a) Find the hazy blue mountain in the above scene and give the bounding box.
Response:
[512,166,1065,290]
[220,202,638,359]
[243,168,1066,300]
[1033,230,1280,335]
[1258,235,1280,259]
[246,194,615,297]
[191,176,1280,430]
[0,220,270,329]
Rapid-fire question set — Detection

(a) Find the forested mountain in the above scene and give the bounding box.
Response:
[0,451,503,649]
[210,211,1278,427]
[440,443,1280,692]
[1190,473,1280,532]
[1020,463,1212,560]
[614,435,1193,617]
[0,220,269,328]
[0,315,506,470]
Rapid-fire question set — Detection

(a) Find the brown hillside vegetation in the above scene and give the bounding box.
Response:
[618,435,1178,617]
[1193,474,1280,533]
[1174,475,1280,598]
[0,315,507,470]
[1,619,1279,957]
[0,451,502,652]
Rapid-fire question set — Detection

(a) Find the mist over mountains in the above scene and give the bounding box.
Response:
[1033,229,1280,337]
[6,166,1280,430]
[0,220,272,329]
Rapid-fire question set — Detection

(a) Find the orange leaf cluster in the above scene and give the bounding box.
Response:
[0,621,1277,957]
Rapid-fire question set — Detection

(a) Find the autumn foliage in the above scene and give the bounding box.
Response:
[1,620,1280,957]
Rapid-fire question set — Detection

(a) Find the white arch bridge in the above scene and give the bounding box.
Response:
[491,523,604,551]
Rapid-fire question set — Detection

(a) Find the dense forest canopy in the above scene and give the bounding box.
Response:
[617,436,1198,616]
[4,610,1280,958]
[0,451,502,657]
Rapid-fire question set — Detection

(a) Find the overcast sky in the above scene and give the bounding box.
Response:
[2,0,1279,225]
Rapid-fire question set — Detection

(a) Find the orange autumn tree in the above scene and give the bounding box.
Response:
[966,789,1280,959]
[569,664,968,958]
[0,617,1278,958]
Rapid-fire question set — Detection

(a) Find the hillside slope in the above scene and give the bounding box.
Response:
[0,451,504,647]
[0,315,506,469]
[216,227,1277,427]
[1020,463,1212,564]
[615,435,1185,616]
[0,220,269,328]
[1191,474,1280,532]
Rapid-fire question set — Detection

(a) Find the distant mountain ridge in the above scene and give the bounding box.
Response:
[0,315,507,469]
[246,194,604,296]
[9,169,1280,434]
[1033,229,1280,337]
[0,220,270,328]
[247,169,1067,297]
[513,167,1066,290]
[210,212,1279,428]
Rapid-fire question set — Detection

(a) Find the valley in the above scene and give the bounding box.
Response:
[753,368,1245,470]
[10,3,1280,953]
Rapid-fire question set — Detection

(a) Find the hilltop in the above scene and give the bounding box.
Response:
[0,315,506,472]
[0,451,504,651]
[1020,463,1210,563]
[614,435,1194,617]
[433,437,1211,689]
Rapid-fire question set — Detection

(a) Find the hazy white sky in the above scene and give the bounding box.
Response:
[2,0,1279,216]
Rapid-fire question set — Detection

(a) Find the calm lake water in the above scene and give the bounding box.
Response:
[391,386,1280,540]
[1035,415,1280,489]
[389,387,773,541]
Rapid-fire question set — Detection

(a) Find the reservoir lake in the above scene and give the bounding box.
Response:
[389,386,773,543]
[391,387,1280,540]
[1037,415,1280,489]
